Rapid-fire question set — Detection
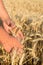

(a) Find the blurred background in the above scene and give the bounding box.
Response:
[0,0,43,65]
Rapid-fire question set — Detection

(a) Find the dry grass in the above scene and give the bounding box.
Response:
[3,0,43,25]
[0,0,43,65]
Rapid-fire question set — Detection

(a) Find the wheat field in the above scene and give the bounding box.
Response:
[0,0,43,65]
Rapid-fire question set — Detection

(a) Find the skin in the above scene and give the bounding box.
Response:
[0,26,23,53]
[0,0,24,53]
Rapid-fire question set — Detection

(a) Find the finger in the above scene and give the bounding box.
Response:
[3,21,11,33]
[16,33,21,40]
[10,21,16,29]
[17,48,23,55]
[18,43,24,49]
[17,30,24,39]
[3,41,12,53]
[6,19,15,28]
[8,27,12,34]
[11,22,15,28]
[6,18,13,25]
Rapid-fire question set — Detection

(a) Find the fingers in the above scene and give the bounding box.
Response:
[14,45,24,55]
[5,19,15,29]
[10,21,15,28]
[13,37,24,54]
[17,30,24,39]
[3,19,24,40]
[17,48,23,55]
[3,21,11,33]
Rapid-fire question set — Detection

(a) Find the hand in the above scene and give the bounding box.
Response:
[3,35,24,54]
[13,37,24,54]
[3,20,24,40]
[2,21,24,54]
[3,19,15,33]
[0,26,24,53]
[0,9,24,39]
[0,0,24,54]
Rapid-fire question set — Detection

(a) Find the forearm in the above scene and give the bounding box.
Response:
[0,0,9,21]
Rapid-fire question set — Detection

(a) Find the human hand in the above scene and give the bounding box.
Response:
[12,26,24,41]
[0,26,24,53]
[3,35,24,54]
[3,20,24,41]
[2,19,15,33]
[11,37,24,54]
[0,0,24,54]
[0,10,24,40]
